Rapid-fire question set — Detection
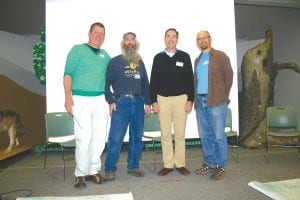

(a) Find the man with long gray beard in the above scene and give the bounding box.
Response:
[104,32,151,181]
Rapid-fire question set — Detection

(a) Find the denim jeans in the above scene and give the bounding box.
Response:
[196,94,228,168]
[105,96,144,172]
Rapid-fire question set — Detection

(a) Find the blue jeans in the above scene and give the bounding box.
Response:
[196,94,228,168]
[105,96,144,172]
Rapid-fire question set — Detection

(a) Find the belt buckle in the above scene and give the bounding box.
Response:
[118,94,140,98]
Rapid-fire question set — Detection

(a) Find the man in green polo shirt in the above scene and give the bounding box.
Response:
[63,22,111,189]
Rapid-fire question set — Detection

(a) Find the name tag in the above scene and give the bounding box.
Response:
[176,61,184,67]
[99,54,105,58]
[203,60,209,65]
[134,74,141,79]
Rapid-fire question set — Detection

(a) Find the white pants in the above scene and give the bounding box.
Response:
[72,95,108,176]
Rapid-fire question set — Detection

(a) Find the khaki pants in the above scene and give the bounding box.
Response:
[157,94,188,168]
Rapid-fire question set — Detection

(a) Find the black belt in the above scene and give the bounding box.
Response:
[198,94,207,97]
[115,94,141,98]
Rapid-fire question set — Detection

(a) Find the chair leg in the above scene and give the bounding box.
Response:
[228,136,239,164]
[142,139,157,172]
[229,146,238,164]
[265,136,270,163]
[236,147,239,163]
[43,143,48,172]
[236,136,239,164]
[60,145,66,181]
[152,140,156,172]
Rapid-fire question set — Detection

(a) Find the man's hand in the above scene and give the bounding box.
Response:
[109,103,116,117]
[185,101,193,113]
[144,105,151,117]
[152,103,160,114]
[64,95,74,114]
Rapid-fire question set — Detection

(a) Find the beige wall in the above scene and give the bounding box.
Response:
[0,75,46,148]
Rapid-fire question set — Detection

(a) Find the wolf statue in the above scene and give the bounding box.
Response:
[0,110,25,154]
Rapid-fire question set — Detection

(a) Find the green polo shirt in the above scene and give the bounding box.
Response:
[64,44,111,96]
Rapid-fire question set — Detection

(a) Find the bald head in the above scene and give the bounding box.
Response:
[196,30,212,52]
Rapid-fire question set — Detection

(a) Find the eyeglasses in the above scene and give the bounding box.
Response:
[197,36,210,41]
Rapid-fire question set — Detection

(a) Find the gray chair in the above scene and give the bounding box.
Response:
[143,112,161,171]
[226,107,239,163]
[265,106,300,162]
[143,112,175,171]
[44,112,75,181]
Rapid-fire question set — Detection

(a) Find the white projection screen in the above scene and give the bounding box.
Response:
[46,0,239,140]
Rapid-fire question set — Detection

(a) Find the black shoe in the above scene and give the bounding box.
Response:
[74,176,86,189]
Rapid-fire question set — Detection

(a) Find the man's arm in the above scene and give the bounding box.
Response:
[149,56,159,104]
[105,61,115,104]
[63,75,73,114]
[223,54,233,95]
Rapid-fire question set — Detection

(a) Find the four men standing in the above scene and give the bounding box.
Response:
[64,22,233,188]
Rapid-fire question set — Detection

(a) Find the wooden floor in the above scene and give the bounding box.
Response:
[0,146,32,161]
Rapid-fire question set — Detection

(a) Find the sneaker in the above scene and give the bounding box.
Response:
[127,169,145,177]
[210,166,225,180]
[85,174,105,184]
[195,164,214,175]
[74,176,86,189]
[105,172,116,181]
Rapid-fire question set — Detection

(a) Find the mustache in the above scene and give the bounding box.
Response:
[121,44,140,64]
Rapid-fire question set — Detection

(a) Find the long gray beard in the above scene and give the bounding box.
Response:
[122,46,139,64]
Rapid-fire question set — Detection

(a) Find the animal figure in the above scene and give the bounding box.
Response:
[0,110,25,153]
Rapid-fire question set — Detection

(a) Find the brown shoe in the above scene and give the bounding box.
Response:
[210,166,225,180]
[85,174,105,184]
[74,176,86,189]
[105,172,116,181]
[127,169,145,177]
[157,167,173,176]
[176,167,190,175]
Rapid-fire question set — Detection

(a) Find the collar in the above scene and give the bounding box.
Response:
[164,48,177,57]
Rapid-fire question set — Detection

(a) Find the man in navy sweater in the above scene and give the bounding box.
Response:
[150,28,194,176]
[104,32,151,181]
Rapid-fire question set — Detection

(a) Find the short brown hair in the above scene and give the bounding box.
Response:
[165,28,178,38]
[89,22,105,33]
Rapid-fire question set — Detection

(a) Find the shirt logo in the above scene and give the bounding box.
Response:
[129,63,137,69]
[125,63,140,78]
